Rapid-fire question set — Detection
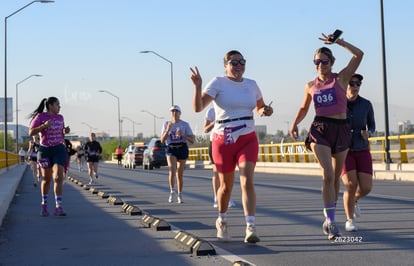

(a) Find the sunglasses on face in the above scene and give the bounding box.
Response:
[227,59,246,66]
[313,59,330,65]
[349,81,362,87]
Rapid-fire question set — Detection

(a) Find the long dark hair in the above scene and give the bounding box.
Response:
[28,97,59,120]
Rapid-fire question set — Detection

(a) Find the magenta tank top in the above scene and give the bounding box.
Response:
[310,74,347,116]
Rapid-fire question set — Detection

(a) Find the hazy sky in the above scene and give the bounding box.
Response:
[2,0,413,139]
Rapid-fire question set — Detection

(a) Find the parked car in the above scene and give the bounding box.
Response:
[123,144,147,168]
[142,138,167,170]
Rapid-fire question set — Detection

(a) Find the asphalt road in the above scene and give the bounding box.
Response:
[1,162,413,266]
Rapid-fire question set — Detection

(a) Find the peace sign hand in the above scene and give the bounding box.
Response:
[190,66,202,88]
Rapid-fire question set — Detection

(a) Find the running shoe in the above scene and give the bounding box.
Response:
[322,219,329,235]
[345,219,358,232]
[40,204,49,217]
[244,224,260,243]
[88,179,93,185]
[228,199,236,208]
[216,218,230,242]
[177,193,183,204]
[354,202,361,218]
[168,191,175,203]
[327,222,341,240]
[54,206,67,216]
[213,199,218,208]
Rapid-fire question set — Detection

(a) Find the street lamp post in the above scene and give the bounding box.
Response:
[15,74,42,151]
[380,0,392,168]
[122,116,141,140]
[141,110,164,137]
[4,0,54,168]
[99,90,121,145]
[139,50,174,106]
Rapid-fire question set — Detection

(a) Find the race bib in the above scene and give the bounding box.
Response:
[38,158,51,168]
[224,128,235,145]
[314,88,337,108]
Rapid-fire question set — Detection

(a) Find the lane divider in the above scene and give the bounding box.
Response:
[67,175,216,257]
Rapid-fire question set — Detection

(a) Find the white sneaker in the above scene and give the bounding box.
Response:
[345,219,358,232]
[213,198,218,208]
[88,179,93,185]
[354,202,361,218]
[216,218,230,241]
[177,193,183,204]
[244,224,260,243]
[228,199,236,208]
[168,191,175,203]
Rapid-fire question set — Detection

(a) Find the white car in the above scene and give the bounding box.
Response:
[123,144,147,169]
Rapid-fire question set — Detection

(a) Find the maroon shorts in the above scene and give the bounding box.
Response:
[212,131,258,173]
[341,149,373,176]
[305,116,351,154]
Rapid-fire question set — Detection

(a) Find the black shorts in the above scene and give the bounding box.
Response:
[87,155,100,163]
[166,143,189,160]
[305,116,351,154]
[37,144,67,168]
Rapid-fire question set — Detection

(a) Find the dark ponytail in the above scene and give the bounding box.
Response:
[28,97,59,120]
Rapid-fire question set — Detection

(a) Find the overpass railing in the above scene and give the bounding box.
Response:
[188,134,414,164]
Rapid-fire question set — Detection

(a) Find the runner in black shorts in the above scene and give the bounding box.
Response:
[84,133,102,184]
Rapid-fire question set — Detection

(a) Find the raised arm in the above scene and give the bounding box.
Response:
[319,32,364,89]
[190,67,213,112]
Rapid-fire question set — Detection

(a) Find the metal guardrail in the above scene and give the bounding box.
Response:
[2,134,414,169]
[0,151,20,169]
[188,134,414,164]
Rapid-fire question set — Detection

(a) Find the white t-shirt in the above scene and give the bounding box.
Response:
[204,76,262,137]
[161,120,194,145]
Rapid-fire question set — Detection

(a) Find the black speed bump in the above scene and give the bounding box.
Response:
[122,203,130,213]
[97,191,109,199]
[192,239,216,256]
[126,205,142,216]
[107,196,123,205]
[174,231,215,256]
[141,214,155,228]
[150,218,170,231]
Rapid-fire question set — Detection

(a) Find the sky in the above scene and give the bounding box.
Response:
[1,0,414,139]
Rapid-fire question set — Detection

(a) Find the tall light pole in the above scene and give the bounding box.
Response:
[139,50,174,106]
[122,116,141,140]
[4,0,54,168]
[380,0,392,168]
[81,122,97,134]
[141,110,164,137]
[15,74,42,151]
[99,90,121,145]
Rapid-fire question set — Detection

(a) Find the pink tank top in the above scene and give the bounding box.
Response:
[310,74,347,116]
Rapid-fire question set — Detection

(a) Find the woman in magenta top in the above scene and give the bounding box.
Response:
[290,31,364,240]
[29,97,70,217]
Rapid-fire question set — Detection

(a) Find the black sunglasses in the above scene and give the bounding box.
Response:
[349,81,362,87]
[313,59,330,65]
[227,59,246,66]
